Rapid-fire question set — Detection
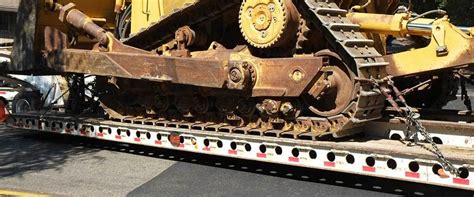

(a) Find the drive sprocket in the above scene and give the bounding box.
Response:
[239,0,300,48]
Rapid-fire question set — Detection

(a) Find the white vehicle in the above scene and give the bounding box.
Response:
[0,75,42,113]
[0,53,10,67]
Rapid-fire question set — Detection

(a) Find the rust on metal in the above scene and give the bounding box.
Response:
[59,3,110,46]
[10,0,474,141]
[43,26,68,52]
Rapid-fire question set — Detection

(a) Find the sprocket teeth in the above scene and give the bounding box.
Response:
[238,0,296,49]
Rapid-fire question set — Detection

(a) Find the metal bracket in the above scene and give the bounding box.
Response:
[432,24,449,56]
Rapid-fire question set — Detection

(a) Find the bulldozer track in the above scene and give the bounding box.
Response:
[113,0,389,138]
[294,0,388,137]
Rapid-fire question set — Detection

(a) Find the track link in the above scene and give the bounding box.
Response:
[288,0,390,137]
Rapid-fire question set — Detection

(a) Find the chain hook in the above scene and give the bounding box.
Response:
[373,75,461,176]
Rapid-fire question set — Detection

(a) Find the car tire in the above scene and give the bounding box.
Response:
[0,97,8,122]
[12,91,41,113]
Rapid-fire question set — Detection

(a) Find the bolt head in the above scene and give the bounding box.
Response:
[229,68,243,83]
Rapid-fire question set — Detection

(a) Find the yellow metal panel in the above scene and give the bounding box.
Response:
[385,19,474,77]
[347,12,436,37]
[131,0,197,34]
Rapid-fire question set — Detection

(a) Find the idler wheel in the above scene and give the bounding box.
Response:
[305,65,355,117]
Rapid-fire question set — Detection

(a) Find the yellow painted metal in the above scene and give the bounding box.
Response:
[33,0,474,79]
[347,12,435,37]
[130,0,197,34]
[346,11,474,76]
[239,0,296,48]
[385,18,474,77]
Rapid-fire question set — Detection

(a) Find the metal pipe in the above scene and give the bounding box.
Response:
[57,3,110,46]
[406,23,434,35]
[348,12,473,37]
[407,23,472,35]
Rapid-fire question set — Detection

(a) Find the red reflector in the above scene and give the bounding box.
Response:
[169,134,181,147]
[324,161,335,167]
[115,135,121,140]
[288,157,299,162]
[228,150,237,155]
[203,147,210,151]
[363,166,376,172]
[257,153,267,158]
[453,178,470,185]
[80,131,86,135]
[134,138,141,142]
[0,92,6,94]
[405,171,420,178]
[155,140,162,145]
[97,133,104,137]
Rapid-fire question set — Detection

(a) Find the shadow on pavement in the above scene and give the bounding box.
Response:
[60,136,471,197]
[1,126,471,196]
[124,148,472,197]
[0,126,102,178]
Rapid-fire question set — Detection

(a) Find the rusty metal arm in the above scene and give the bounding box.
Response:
[42,2,235,89]
[42,2,324,96]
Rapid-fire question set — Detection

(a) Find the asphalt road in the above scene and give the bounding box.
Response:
[0,127,472,197]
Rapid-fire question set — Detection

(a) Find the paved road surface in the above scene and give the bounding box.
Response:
[0,127,471,196]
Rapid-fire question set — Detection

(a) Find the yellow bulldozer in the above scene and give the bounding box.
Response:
[6,0,474,139]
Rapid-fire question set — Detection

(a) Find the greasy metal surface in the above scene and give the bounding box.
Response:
[74,1,392,140]
[38,0,389,138]
[45,46,324,96]
[10,0,474,140]
[47,49,230,88]
[60,5,109,46]
[248,56,324,97]
[44,27,68,52]
[296,0,389,137]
